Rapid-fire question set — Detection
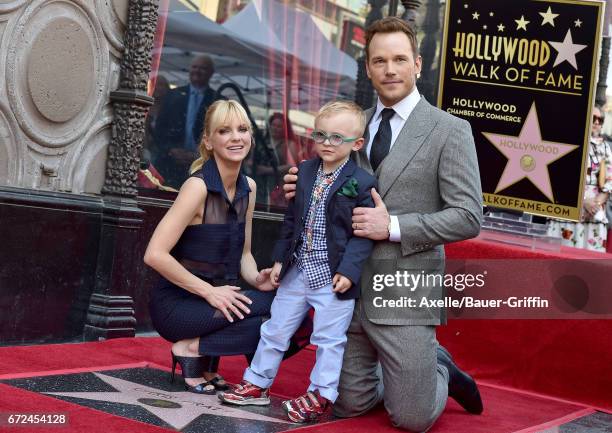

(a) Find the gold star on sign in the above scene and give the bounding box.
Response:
[483,25,488,30]
[549,29,587,70]
[457,19,462,24]
[575,19,583,27]
[489,12,494,17]
[498,23,505,32]
[472,11,480,20]
[539,7,559,27]
[516,15,530,31]
[464,4,469,9]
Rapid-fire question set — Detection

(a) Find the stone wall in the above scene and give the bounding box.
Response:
[0,0,128,193]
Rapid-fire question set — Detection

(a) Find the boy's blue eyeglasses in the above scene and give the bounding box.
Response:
[311,130,360,147]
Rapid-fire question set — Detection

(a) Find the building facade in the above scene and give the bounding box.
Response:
[1,0,610,345]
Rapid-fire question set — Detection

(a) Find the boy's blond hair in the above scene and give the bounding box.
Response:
[315,100,367,137]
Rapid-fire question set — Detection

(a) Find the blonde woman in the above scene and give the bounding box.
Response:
[145,100,279,394]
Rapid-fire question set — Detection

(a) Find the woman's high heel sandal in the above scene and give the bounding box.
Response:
[203,355,230,391]
[171,351,216,394]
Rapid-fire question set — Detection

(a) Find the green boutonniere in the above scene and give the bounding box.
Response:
[338,178,359,198]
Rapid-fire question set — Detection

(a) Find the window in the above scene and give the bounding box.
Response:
[141,1,446,209]
[141,0,367,211]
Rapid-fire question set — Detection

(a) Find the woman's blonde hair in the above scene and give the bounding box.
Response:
[190,100,252,173]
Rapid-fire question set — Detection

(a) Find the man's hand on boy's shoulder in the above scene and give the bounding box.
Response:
[283,166,299,200]
[332,273,352,293]
[352,188,390,241]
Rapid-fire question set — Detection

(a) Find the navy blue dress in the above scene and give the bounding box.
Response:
[149,159,276,364]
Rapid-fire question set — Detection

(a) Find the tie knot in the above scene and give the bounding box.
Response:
[381,108,395,121]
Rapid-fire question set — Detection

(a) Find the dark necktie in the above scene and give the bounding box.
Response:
[370,108,395,172]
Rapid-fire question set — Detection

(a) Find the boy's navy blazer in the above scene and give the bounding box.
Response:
[271,157,377,300]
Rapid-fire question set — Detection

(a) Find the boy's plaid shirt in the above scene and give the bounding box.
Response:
[295,159,348,289]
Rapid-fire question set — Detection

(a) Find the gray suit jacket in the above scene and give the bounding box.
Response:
[356,97,483,325]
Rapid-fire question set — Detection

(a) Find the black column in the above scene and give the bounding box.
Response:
[415,0,439,104]
[596,36,610,107]
[355,0,388,110]
[400,0,422,30]
[84,0,158,340]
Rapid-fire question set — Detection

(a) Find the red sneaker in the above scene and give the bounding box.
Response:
[282,390,329,423]
[218,381,270,406]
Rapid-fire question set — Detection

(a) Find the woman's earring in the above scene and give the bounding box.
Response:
[416,72,421,79]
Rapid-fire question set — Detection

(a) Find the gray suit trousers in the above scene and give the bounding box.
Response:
[334,300,449,432]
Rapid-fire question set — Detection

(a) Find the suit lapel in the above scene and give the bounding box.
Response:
[179,85,190,112]
[325,159,357,207]
[300,158,319,219]
[378,98,435,198]
[355,108,375,174]
[175,86,190,132]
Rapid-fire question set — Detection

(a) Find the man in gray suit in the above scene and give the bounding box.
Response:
[284,17,483,431]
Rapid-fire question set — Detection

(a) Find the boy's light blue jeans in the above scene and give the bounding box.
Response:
[244,265,355,402]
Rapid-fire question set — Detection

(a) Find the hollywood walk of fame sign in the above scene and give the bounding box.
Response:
[438,0,604,220]
[0,367,321,433]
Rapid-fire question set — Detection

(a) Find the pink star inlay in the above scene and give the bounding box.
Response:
[482,103,578,202]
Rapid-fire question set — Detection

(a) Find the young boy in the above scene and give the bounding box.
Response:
[219,101,377,423]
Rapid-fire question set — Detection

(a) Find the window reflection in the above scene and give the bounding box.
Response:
[250,113,316,207]
[151,55,222,188]
[141,0,369,208]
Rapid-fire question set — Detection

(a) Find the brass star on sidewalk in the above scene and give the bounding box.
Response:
[45,373,290,431]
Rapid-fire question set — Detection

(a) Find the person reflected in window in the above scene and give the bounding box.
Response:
[252,113,305,206]
[154,55,222,188]
[139,74,172,190]
[143,74,170,167]
[548,106,612,252]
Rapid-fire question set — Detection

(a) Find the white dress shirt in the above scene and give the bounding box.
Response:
[366,87,421,242]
